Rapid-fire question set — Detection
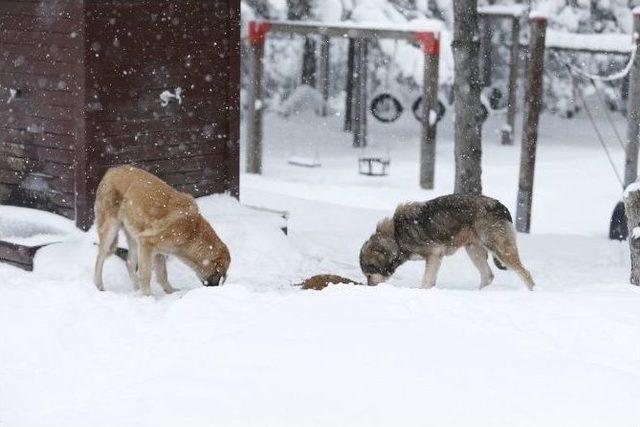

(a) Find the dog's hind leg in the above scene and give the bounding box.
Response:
[480,222,535,291]
[137,243,154,296]
[94,219,119,292]
[154,254,176,294]
[422,253,443,289]
[465,244,494,289]
[123,230,139,291]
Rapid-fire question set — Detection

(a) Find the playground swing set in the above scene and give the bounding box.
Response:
[246,19,442,186]
[247,12,640,238]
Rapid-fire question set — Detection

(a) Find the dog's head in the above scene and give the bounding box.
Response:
[359,218,403,286]
[201,243,231,287]
[193,218,231,287]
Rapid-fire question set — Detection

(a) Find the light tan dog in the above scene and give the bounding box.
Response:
[93,165,231,295]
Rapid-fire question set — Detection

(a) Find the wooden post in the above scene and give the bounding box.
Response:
[624,12,640,187]
[359,39,369,147]
[318,35,330,117]
[351,38,362,145]
[624,183,640,285]
[246,22,269,174]
[344,38,355,132]
[480,15,493,87]
[515,16,546,233]
[417,32,440,189]
[353,38,368,148]
[501,17,521,145]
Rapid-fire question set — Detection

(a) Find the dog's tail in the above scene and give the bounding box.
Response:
[490,200,513,224]
[488,200,512,271]
[493,256,507,270]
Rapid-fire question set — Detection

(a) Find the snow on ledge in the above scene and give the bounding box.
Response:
[624,181,640,198]
[0,206,82,246]
[529,10,549,20]
[546,29,634,53]
[478,4,526,17]
[268,19,443,35]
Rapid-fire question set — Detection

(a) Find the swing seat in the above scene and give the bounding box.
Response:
[358,157,390,176]
[288,156,321,168]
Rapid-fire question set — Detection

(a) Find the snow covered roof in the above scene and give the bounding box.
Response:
[477,4,526,17]
[546,29,634,54]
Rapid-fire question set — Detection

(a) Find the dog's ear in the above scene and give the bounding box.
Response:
[376,217,394,236]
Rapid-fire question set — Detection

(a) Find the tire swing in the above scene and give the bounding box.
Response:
[412,96,446,124]
[370,41,404,124]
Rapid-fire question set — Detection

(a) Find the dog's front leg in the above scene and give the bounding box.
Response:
[421,253,443,289]
[137,243,154,296]
[154,254,176,294]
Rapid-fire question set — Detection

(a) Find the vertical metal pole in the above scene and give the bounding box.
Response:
[480,14,493,87]
[420,34,440,189]
[357,39,369,148]
[318,35,330,117]
[351,39,362,146]
[624,12,640,187]
[246,23,267,174]
[516,17,546,233]
[344,38,355,132]
[502,17,521,145]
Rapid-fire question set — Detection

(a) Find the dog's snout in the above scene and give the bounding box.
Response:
[203,273,226,287]
[366,273,385,286]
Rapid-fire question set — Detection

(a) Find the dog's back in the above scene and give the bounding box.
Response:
[95,165,197,233]
[393,194,512,252]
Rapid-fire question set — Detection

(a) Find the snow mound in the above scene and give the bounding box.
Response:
[0,205,82,246]
[197,195,305,289]
[1,196,304,293]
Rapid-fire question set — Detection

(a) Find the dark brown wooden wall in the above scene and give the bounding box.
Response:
[0,0,85,219]
[0,0,240,230]
[79,0,240,228]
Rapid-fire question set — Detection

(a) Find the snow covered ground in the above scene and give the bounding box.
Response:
[2,103,640,426]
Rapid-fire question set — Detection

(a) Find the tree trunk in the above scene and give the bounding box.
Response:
[453,0,483,195]
[301,38,317,87]
[344,38,355,132]
[515,17,546,233]
[288,0,317,87]
[624,11,640,187]
[245,0,270,17]
[624,183,640,285]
